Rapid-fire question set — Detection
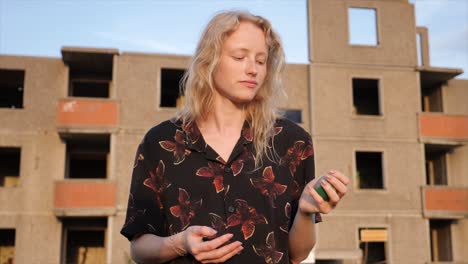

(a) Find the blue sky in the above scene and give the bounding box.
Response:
[0,0,467,78]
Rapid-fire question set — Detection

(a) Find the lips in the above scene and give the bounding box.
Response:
[240,80,258,88]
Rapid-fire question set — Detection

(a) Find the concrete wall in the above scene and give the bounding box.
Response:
[443,79,468,115]
[451,219,468,262]
[308,0,440,263]
[310,66,420,138]
[308,0,417,67]
[0,55,66,263]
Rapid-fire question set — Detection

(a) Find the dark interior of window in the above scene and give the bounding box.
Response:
[356,151,383,189]
[69,72,110,98]
[0,69,24,108]
[430,220,453,262]
[0,147,20,187]
[0,229,15,246]
[421,86,443,112]
[283,109,302,123]
[360,241,386,263]
[425,151,448,185]
[62,218,107,264]
[0,229,15,264]
[65,134,109,179]
[160,68,185,107]
[353,78,380,115]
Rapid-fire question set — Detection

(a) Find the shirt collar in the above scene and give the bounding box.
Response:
[172,118,253,153]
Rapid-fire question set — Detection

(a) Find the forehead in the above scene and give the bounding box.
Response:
[223,21,268,54]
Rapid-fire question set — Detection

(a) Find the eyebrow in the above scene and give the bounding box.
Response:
[231,48,268,56]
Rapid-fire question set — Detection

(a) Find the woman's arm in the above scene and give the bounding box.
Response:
[131,233,180,263]
[288,170,349,264]
[130,226,243,264]
[288,211,317,264]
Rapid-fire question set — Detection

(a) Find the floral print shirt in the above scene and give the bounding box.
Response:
[121,118,321,264]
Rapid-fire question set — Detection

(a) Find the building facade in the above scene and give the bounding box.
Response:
[0,0,466,263]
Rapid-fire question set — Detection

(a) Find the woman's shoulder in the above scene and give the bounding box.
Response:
[274,118,311,140]
[143,118,181,142]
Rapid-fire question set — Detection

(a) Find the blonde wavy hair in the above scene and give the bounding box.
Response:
[176,10,286,168]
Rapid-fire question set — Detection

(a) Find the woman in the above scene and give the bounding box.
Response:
[121,11,349,264]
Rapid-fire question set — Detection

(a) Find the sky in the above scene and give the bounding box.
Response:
[0,0,467,79]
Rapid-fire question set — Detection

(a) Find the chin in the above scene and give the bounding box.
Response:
[231,95,257,105]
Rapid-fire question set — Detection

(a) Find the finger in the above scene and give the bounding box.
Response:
[325,174,347,197]
[193,226,218,237]
[204,244,244,263]
[306,184,332,214]
[194,233,233,254]
[321,179,339,205]
[329,170,350,185]
[197,241,242,262]
[307,184,324,204]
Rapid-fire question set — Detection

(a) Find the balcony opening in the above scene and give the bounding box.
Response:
[69,76,110,98]
[425,149,448,185]
[348,8,378,46]
[0,229,15,264]
[430,220,453,262]
[359,228,387,264]
[356,151,384,189]
[0,147,20,187]
[160,68,185,108]
[61,48,115,99]
[352,78,381,116]
[0,69,24,109]
[283,109,302,124]
[65,134,109,179]
[422,86,443,112]
[61,217,107,264]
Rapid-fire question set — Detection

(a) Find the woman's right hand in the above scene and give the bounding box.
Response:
[178,226,243,263]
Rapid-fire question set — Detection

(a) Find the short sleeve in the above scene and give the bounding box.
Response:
[300,133,322,223]
[120,134,168,241]
[289,131,322,225]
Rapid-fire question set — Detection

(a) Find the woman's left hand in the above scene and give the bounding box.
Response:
[298,170,349,215]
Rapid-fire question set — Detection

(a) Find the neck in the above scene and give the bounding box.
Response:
[197,94,246,135]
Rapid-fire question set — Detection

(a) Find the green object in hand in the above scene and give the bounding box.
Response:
[314,176,336,201]
[315,185,329,201]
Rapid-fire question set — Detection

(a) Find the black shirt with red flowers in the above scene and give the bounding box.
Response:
[121,118,321,263]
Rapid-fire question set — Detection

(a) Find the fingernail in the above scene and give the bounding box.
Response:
[326,175,333,181]
[321,180,329,187]
[329,170,336,174]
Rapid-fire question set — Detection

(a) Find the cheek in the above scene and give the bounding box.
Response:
[258,68,267,83]
[213,63,227,83]
[214,61,233,82]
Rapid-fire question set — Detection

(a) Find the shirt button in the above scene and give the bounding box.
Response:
[224,167,232,173]
[227,206,235,213]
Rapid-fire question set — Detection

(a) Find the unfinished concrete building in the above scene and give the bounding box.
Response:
[0,0,466,263]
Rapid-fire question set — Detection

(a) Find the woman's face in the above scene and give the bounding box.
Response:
[212,21,268,105]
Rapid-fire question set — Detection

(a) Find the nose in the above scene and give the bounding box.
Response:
[245,58,258,76]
